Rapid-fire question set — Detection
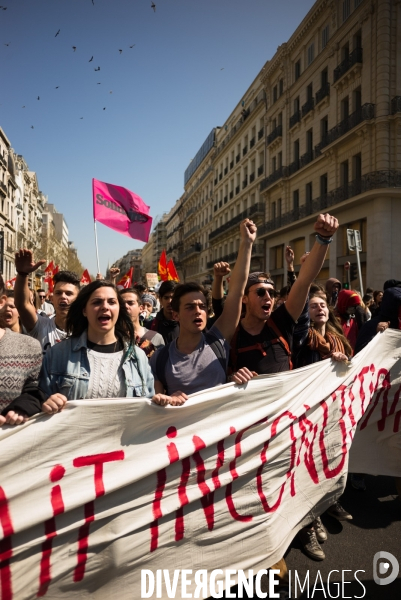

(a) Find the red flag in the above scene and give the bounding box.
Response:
[53,265,59,276]
[116,267,133,289]
[158,250,168,281]
[5,277,16,290]
[80,269,91,285]
[93,178,153,243]
[167,259,179,281]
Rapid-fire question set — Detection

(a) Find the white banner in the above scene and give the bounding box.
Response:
[0,331,400,600]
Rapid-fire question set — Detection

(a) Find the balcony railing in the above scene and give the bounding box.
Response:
[267,124,282,146]
[391,96,401,115]
[207,243,265,269]
[258,170,401,236]
[315,82,330,105]
[301,97,314,118]
[209,203,265,241]
[289,110,301,129]
[182,243,202,260]
[333,47,363,82]
[300,150,314,168]
[287,159,300,176]
[184,225,198,239]
[315,103,375,155]
[260,166,286,192]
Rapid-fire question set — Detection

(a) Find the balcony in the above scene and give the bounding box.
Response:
[209,203,265,241]
[300,150,314,168]
[333,47,363,83]
[184,225,198,240]
[186,206,196,218]
[266,124,282,146]
[391,96,401,115]
[206,243,265,269]
[258,127,264,140]
[0,181,7,196]
[301,97,314,118]
[242,177,248,189]
[260,166,286,192]
[182,243,202,260]
[258,170,401,236]
[289,111,301,129]
[287,159,300,176]
[315,82,330,105]
[314,103,375,155]
[257,165,264,176]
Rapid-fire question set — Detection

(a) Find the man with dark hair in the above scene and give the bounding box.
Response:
[0,273,44,426]
[120,288,164,358]
[37,288,55,316]
[148,280,180,343]
[150,219,256,406]
[14,250,80,352]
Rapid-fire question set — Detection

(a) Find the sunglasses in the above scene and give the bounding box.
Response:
[39,295,46,299]
[255,287,278,299]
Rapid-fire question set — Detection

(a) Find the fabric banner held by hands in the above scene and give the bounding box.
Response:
[167,258,179,281]
[158,250,168,281]
[80,269,91,285]
[93,178,152,243]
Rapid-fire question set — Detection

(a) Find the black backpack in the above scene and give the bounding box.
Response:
[154,331,227,393]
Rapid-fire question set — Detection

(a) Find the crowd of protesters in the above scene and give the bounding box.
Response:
[0,213,400,599]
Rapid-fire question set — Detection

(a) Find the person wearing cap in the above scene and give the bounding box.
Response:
[336,289,367,352]
[141,293,157,321]
[229,213,339,382]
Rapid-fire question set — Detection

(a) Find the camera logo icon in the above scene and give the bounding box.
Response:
[373,551,399,586]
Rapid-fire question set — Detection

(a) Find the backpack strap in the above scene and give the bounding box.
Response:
[266,317,293,370]
[203,331,227,379]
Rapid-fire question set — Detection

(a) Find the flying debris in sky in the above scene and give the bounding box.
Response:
[37,96,40,100]
[94,66,100,71]
[55,29,60,37]
[151,2,156,12]
[89,56,93,62]
[55,86,59,89]
[80,117,84,119]
[119,49,122,54]
[22,106,25,108]
[72,46,76,51]
[129,45,136,48]
[31,126,34,129]
[4,43,10,46]
[103,107,106,110]
[97,82,101,85]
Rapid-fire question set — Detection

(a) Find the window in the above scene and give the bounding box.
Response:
[272,202,276,220]
[355,0,362,7]
[273,85,278,103]
[321,67,328,87]
[322,25,329,49]
[321,116,328,141]
[306,129,313,154]
[278,112,282,127]
[306,182,313,206]
[341,42,350,61]
[353,153,362,180]
[278,152,282,169]
[307,43,315,66]
[293,189,299,210]
[320,173,328,197]
[341,160,349,186]
[272,156,277,173]
[342,0,351,22]
[341,96,349,120]
[307,83,313,101]
[353,87,361,111]
[353,29,362,49]
[279,79,284,97]
[293,139,300,161]
[277,198,282,217]
[295,60,301,81]
[294,96,300,113]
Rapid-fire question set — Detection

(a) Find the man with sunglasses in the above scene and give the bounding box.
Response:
[229,212,339,380]
[37,289,55,316]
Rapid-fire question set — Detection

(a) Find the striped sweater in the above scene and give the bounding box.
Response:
[0,328,43,412]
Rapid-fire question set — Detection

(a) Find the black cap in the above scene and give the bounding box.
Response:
[245,272,274,293]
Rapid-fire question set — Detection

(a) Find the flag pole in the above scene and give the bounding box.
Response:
[94,220,100,274]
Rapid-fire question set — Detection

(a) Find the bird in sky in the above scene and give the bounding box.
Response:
[4,43,10,46]
[129,45,135,48]
[91,0,94,5]
[22,106,25,108]
[72,46,76,51]
[80,117,84,119]
[89,56,93,62]
[31,126,34,129]
[119,49,122,54]
[151,2,156,12]
[97,82,101,85]
[55,29,60,37]
[94,66,100,71]
[37,96,40,100]
[221,68,224,70]
[55,86,59,89]
[103,107,106,110]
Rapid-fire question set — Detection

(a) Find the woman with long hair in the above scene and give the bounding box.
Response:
[39,280,154,413]
[294,291,352,562]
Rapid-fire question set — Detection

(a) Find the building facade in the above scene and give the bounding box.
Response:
[160,0,400,292]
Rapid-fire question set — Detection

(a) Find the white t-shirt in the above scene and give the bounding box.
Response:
[29,314,67,353]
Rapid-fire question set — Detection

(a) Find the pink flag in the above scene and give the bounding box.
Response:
[92,178,153,243]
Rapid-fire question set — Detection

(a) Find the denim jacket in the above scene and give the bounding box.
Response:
[39,331,155,400]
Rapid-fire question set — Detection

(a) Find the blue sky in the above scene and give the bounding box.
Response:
[1,0,315,275]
